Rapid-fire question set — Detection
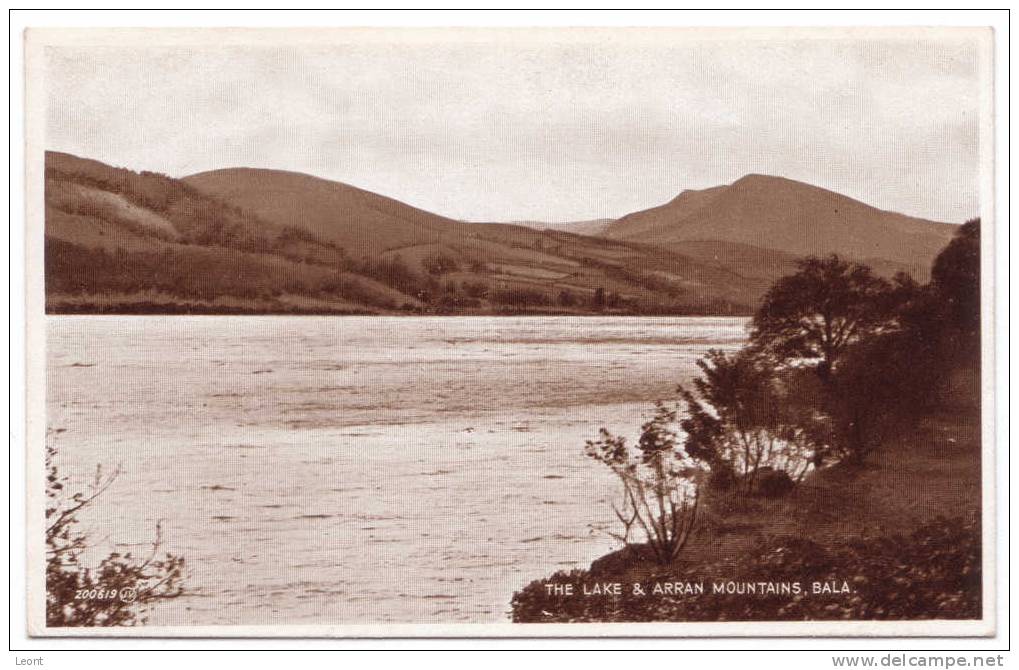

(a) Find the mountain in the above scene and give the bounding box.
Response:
[44,152,753,315]
[44,152,961,316]
[183,168,457,257]
[605,174,957,280]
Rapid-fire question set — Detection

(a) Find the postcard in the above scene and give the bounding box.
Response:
[23,26,995,637]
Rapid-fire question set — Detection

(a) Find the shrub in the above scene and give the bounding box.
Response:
[585,403,706,564]
[753,467,795,498]
[679,349,818,495]
[707,467,736,492]
[46,440,185,626]
[557,289,577,307]
[510,513,981,622]
[356,255,422,295]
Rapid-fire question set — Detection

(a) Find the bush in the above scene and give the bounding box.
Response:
[679,350,817,495]
[707,467,736,492]
[585,403,706,564]
[753,467,795,498]
[46,440,185,626]
[510,513,980,622]
[356,255,422,295]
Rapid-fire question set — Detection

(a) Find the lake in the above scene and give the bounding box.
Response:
[46,315,746,624]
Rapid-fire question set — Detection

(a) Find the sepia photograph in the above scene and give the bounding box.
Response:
[22,24,995,637]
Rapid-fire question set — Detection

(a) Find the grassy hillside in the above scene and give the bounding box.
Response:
[183,167,456,257]
[45,152,757,315]
[45,152,960,315]
[605,174,957,281]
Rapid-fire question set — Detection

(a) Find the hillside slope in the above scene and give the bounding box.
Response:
[183,168,456,257]
[605,174,957,279]
[44,152,755,315]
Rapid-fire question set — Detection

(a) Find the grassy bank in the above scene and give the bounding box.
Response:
[511,369,982,622]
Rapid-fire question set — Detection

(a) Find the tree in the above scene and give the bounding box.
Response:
[46,440,186,626]
[823,222,981,461]
[678,350,817,495]
[930,219,981,354]
[585,404,705,564]
[750,254,893,379]
[825,333,918,463]
[592,287,606,310]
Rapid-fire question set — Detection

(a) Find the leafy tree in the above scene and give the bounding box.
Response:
[930,219,981,353]
[824,222,981,461]
[678,350,817,495]
[46,440,186,626]
[585,404,705,564]
[750,254,893,378]
[819,223,980,462]
[824,332,920,462]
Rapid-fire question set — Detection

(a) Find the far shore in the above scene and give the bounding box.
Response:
[46,303,752,318]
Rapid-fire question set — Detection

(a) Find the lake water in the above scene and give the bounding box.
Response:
[46,315,746,624]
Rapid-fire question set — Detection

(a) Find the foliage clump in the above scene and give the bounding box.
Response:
[511,513,981,623]
[46,441,186,627]
[678,349,820,494]
[585,404,705,564]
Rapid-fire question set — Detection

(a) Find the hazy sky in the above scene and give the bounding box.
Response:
[43,30,985,223]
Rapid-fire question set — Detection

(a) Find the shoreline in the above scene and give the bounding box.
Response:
[45,304,753,318]
[510,367,982,623]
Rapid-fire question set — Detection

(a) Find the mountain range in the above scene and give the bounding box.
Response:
[44,151,959,315]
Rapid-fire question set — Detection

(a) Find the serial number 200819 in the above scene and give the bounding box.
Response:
[74,588,135,601]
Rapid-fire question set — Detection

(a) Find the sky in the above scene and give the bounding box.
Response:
[43,29,986,223]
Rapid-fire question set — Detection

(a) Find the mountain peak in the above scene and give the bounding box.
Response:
[604,173,957,272]
[730,173,808,189]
